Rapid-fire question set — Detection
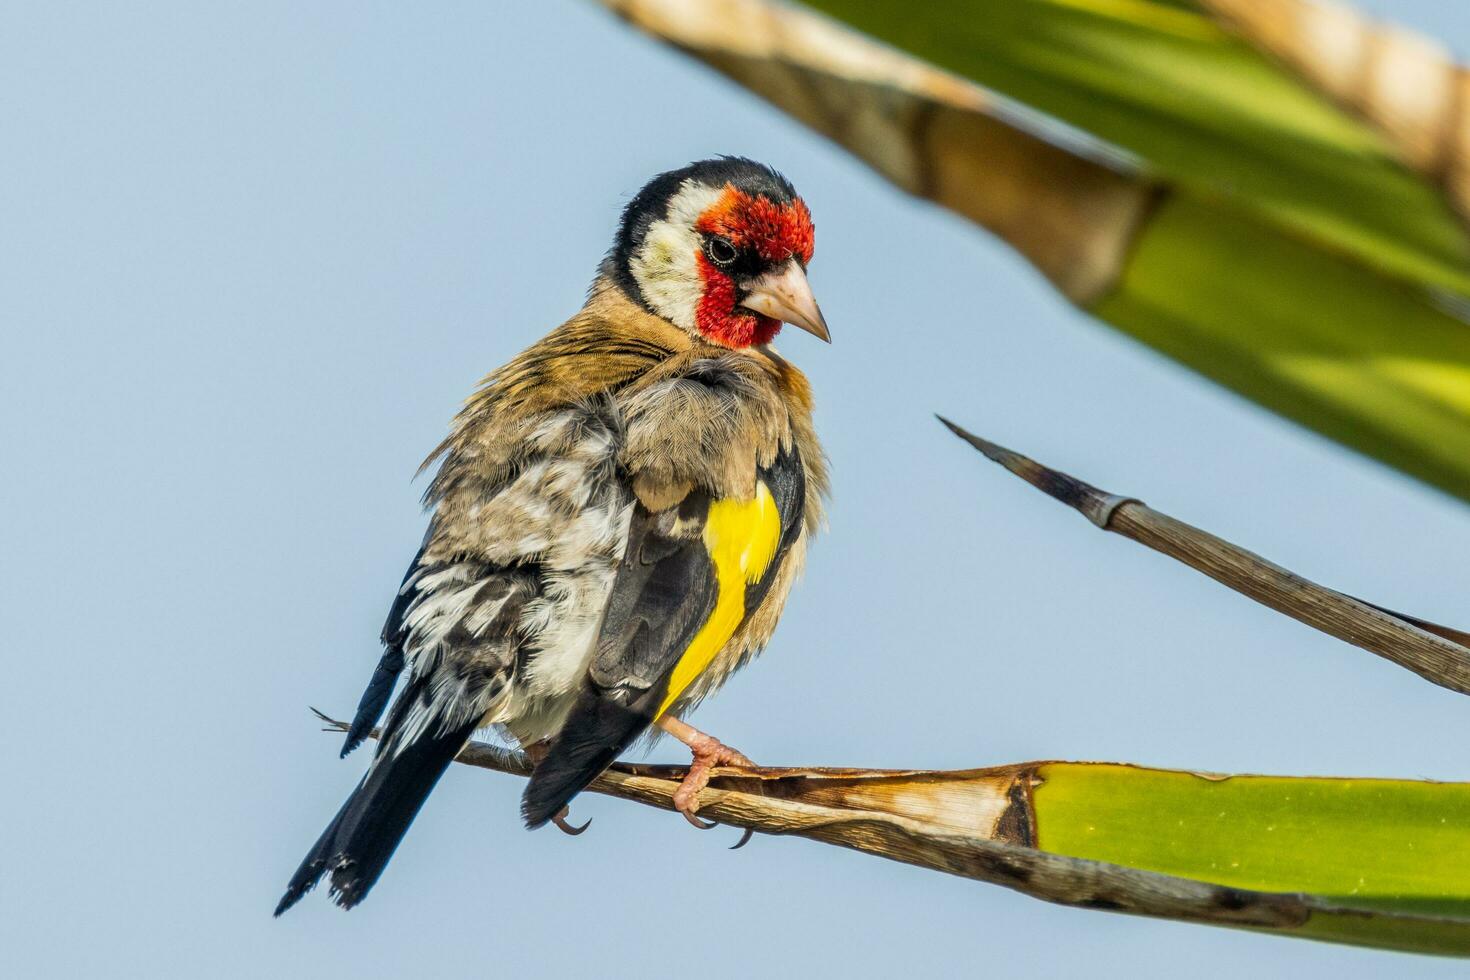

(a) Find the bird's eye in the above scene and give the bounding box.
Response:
[705,237,738,267]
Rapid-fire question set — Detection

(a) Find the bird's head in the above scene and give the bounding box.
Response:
[609,157,828,349]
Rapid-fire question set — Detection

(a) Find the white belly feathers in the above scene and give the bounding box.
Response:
[399,406,634,747]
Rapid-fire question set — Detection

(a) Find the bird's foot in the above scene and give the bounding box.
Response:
[674,735,756,847]
[656,715,753,828]
[672,732,754,820]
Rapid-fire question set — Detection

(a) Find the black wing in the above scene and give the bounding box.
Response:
[521,443,805,827]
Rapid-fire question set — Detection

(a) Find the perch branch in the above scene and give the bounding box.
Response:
[313,710,1470,953]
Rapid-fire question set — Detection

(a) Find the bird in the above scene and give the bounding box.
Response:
[276,157,830,914]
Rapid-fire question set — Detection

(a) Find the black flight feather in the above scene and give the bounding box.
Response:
[341,543,426,758]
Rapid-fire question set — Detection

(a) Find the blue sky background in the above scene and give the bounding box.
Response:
[4,2,1470,977]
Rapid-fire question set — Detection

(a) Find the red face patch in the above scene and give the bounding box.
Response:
[695,186,815,265]
[694,254,781,348]
[691,185,814,348]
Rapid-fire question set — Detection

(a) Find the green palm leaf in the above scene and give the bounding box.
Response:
[599,0,1470,502]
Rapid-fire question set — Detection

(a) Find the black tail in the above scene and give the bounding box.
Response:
[275,710,474,915]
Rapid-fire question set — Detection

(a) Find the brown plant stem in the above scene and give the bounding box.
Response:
[939,416,1470,695]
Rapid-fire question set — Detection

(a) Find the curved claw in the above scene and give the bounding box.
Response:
[681,810,718,830]
[552,807,591,836]
[729,827,755,850]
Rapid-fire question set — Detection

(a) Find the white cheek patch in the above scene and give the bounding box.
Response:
[631,223,701,329]
[629,180,724,330]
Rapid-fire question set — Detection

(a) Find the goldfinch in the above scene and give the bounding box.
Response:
[277,157,829,913]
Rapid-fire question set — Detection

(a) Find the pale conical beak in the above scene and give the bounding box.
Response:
[739,260,831,343]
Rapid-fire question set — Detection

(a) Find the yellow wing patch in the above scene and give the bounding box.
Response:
[655,481,782,718]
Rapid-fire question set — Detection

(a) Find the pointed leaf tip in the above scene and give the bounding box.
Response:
[940,418,1129,526]
[936,415,1009,463]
